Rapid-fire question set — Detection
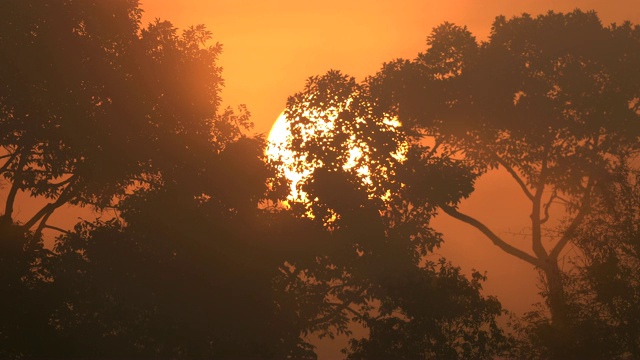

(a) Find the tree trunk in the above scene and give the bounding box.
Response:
[542,259,568,327]
[541,258,576,359]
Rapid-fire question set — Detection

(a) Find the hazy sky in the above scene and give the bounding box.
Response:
[142,0,639,135]
[138,2,639,357]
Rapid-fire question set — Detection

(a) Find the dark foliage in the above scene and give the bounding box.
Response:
[367,9,640,358]
[273,70,512,358]
[0,0,229,234]
[2,2,637,359]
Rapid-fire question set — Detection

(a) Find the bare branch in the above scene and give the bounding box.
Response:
[440,205,541,267]
[326,303,367,321]
[0,159,15,175]
[495,157,535,201]
[4,152,28,219]
[47,175,76,187]
[471,133,535,201]
[2,169,75,176]
[540,189,558,224]
[43,225,71,235]
[23,175,77,230]
[34,210,55,238]
[530,143,551,259]
[549,177,595,260]
[425,139,441,159]
[0,151,18,162]
[555,195,570,205]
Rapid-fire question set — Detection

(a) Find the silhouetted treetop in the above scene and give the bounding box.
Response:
[4,3,639,359]
[0,0,247,235]
[269,66,507,357]
[367,9,640,358]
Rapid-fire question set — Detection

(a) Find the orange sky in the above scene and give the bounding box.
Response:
[137,1,639,357]
[142,0,640,135]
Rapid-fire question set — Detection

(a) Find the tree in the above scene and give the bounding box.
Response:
[0,223,60,358]
[0,114,333,358]
[343,260,511,360]
[514,166,640,359]
[369,9,640,357]
[49,187,321,358]
[0,1,298,357]
[272,70,511,357]
[574,169,640,358]
[569,167,640,358]
[0,0,230,236]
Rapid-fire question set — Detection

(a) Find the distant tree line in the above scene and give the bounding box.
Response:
[0,1,638,359]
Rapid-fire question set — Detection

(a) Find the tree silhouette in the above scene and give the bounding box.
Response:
[274,70,511,357]
[0,0,232,236]
[507,169,640,360]
[5,1,638,358]
[0,1,309,357]
[514,166,640,359]
[0,223,60,357]
[343,260,511,359]
[49,187,321,358]
[369,9,640,357]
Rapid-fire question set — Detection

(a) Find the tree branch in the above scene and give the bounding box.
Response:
[43,225,71,235]
[307,287,367,328]
[530,145,550,259]
[327,303,367,321]
[47,175,76,187]
[440,205,541,267]
[496,157,534,201]
[425,139,441,159]
[34,210,55,238]
[540,189,558,224]
[23,175,77,230]
[0,151,18,174]
[2,169,75,176]
[549,177,595,260]
[24,202,57,231]
[4,152,28,219]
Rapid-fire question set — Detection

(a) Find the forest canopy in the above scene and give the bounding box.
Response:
[1,2,638,359]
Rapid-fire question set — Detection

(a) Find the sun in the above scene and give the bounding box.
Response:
[265,112,313,203]
[265,100,407,214]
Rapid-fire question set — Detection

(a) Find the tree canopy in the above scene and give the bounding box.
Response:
[2,2,639,359]
[0,1,509,358]
[272,70,511,358]
[366,9,640,358]
[274,8,640,359]
[0,0,240,235]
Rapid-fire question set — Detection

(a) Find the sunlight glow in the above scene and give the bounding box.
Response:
[265,112,314,204]
[266,102,407,215]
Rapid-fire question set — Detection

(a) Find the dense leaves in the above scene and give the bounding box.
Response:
[2,2,638,359]
[271,70,509,357]
[368,9,640,356]
[515,168,640,359]
[0,1,317,358]
[48,198,320,358]
[1,2,503,358]
[0,223,58,358]
[0,0,229,233]
[345,261,511,360]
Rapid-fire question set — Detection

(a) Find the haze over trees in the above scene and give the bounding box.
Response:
[1,1,639,359]
[366,10,640,359]
[278,9,640,360]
